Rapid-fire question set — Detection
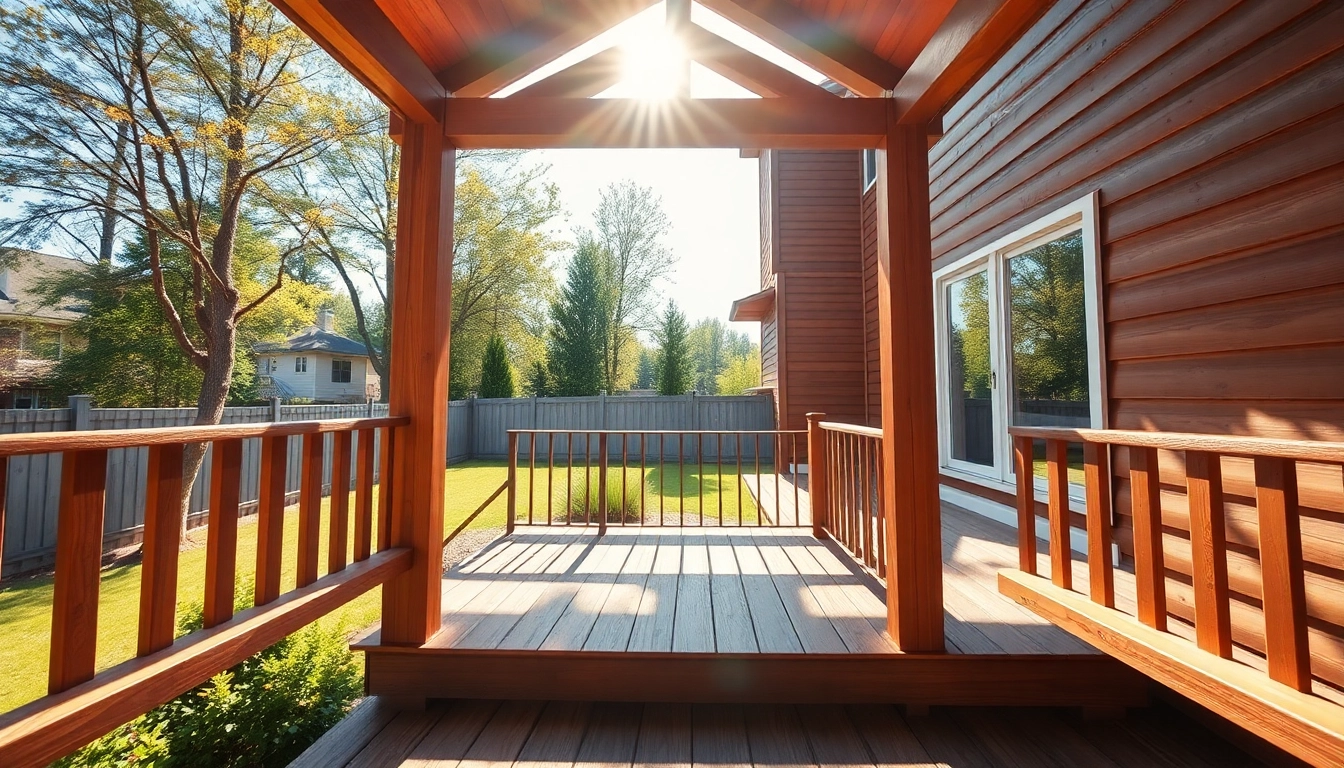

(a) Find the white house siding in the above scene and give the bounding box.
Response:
[262,353,317,400]
[312,354,373,403]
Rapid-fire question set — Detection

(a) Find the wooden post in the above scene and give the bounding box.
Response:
[807,413,828,539]
[874,112,943,652]
[506,431,518,535]
[138,443,184,656]
[49,449,107,693]
[1012,435,1037,574]
[1254,456,1310,691]
[381,118,454,646]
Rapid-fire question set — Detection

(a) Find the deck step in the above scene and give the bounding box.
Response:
[359,646,1149,707]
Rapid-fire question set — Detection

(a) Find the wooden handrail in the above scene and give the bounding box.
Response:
[0,416,408,458]
[1007,425,1344,463]
[506,428,806,435]
[816,421,884,439]
[1000,426,1344,766]
[0,417,409,768]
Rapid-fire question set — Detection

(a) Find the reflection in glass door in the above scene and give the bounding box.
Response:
[946,270,994,468]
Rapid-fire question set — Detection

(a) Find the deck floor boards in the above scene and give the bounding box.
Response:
[300,698,1269,768]
[432,504,1089,656]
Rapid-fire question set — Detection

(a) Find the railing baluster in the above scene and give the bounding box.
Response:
[547,433,555,526]
[1254,456,1311,692]
[329,430,352,574]
[139,443,185,657]
[598,432,608,535]
[754,434,761,526]
[49,449,107,693]
[529,433,537,526]
[1082,441,1115,608]
[256,435,287,606]
[353,428,375,562]
[641,433,647,524]
[377,425,395,552]
[566,432,573,526]
[1046,439,1072,591]
[699,433,705,526]
[621,434,628,527]
[679,434,685,526]
[718,433,724,526]
[507,431,519,533]
[736,433,743,526]
[1129,446,1167,631]
[205,438,243,626]
[1186,450,1232,659]
[1012,435,1037,575]
[0,457,8,579]
[806,414,827,538]
[297,432,324,587]
[792,433,800,527]
[774,433,781,526]
[876,437,886,579]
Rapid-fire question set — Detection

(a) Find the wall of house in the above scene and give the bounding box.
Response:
[312,355,373,403]
[770,150,868,434]
[929,0,1344,687]
[860,185,880,428]
[262,352,318,400]
[759,152,780,395]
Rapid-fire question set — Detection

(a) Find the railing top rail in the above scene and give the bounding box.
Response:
[817,421,884,439]
[0,415,408,459]
[1008,426,1344,463]
[506,428,805,435]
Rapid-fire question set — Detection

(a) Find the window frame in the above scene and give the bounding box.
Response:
[861,149,877,192]
[331,358,352,383]
[295,356,307,373]
[932,192,1107,498]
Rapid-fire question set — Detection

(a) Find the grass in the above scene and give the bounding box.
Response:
[0,458,762,714]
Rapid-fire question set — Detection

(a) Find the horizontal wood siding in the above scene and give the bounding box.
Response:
[930,0,1344,688]
[860,185,880,428]
[775,150,866,434]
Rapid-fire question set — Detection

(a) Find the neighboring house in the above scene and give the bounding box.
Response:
[253,308,381,403]
[0,249,83,408]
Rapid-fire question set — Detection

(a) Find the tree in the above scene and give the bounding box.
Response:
[0,0,358,515]
[592,181,674,391]
[655,302,690,396]
[716,348,761,395]
[547,239,608,396]
[687,317,751,395]
[634,346,657,390]
[1007,232,1088,402]
[525,359,552,397]
[478,335,515,398]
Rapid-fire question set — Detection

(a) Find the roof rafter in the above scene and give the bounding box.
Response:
[683,25,836,99]
[511,46,627,98]
[438,0,659,97]
[892,0,1052,125]
[270,0,443,123]
[696,0,903,97]
[442,97,886,149]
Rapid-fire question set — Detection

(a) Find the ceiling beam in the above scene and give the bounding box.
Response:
[697,0,903,97]
[438,0,658,98]
[442,97,886,149]
[684,25,835,99]
[892,0,1052,125]
[511,47,626,98]
[270,0,443,124]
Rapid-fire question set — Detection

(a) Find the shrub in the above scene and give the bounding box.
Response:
[56,581,362,768]
[556,473,644,524]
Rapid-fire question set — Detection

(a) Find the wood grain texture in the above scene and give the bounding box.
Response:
[1185,451,1232,659]
[204,439,242,628]
[48,449,108,694]
[255,434,287,606]
[1,548,410,768]
[1000,570,1343,767]
[1128,446,1167,632]
[353,428,375,562]
[1045,439,1071,591]
[328,430,352,573]
[1253,456,1311,692]
[138,443,184,657]
[297,431,324,588]
[1082,442,1115,608]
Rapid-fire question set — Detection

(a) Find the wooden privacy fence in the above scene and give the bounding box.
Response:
[504,429,803,532]
[0,416,411,768]
[808,414,886,578]
[998,426,1344,767]
[1,398,389,577]
[448,393,777,461]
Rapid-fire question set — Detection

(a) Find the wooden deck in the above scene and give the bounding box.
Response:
[291,697,1272,768]
[356,505,1145,707]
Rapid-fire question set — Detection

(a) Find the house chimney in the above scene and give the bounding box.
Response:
[316,307,334,332]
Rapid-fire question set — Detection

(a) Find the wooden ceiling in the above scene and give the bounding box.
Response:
[374,0,958,96]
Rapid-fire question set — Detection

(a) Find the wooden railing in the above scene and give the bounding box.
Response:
[0,416,411,768]
[1000,426,1344,766]
[504,429,805,533]
[808,414,885,578]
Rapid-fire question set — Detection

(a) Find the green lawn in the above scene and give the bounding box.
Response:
[0,459,761,714]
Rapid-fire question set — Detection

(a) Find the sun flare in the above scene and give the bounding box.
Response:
[620,29,686,100]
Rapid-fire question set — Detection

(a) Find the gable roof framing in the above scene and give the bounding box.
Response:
[683,25,836,99]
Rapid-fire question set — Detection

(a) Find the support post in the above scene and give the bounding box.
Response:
[874,112,944,652]
[381,118,454,646]
[806,413,828,539]
[506,431,518,535]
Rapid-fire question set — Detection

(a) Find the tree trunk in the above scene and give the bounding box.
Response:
[180,315,236,539]
[98,123,129,263]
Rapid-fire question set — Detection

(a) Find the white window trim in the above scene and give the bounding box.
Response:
[932,192,1107,507]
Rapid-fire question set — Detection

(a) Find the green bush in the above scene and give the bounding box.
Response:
[557,474,644,524]
[56,581,362,768]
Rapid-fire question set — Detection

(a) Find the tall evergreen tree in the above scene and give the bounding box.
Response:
[547,240,608,396]
[526,360,552,397]
[655,302,691,396]
[478,335,515,398]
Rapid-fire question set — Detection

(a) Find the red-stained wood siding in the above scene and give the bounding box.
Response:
[860,185,880,428]
[930,0,1344,689]
[759,152,780,401]
[775,150,866,434]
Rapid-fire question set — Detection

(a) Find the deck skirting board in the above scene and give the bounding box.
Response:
[361,648,1149,707]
